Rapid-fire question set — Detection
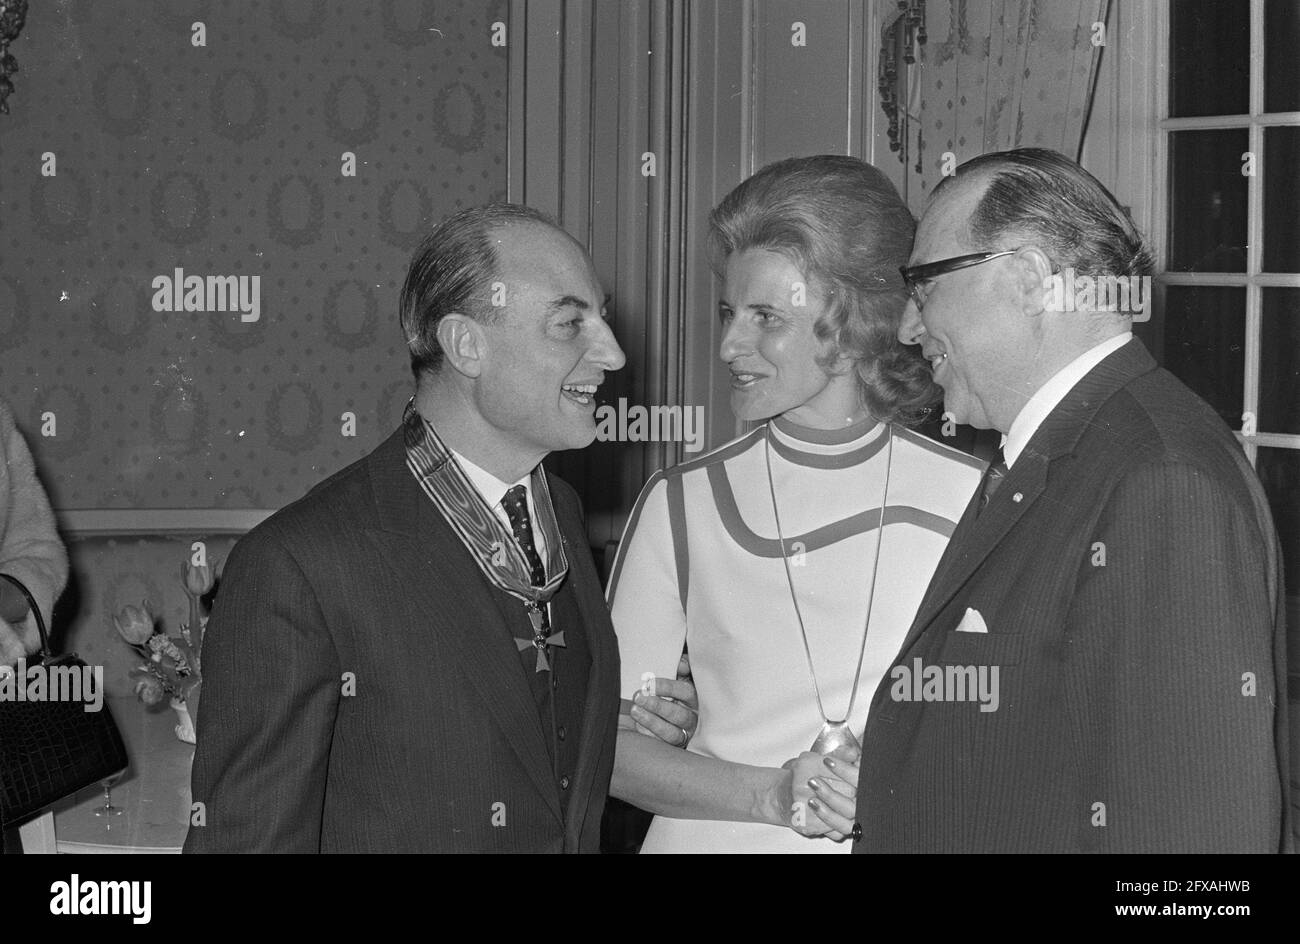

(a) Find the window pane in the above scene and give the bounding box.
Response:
[1170,0,1249,118]
[1260,288,1300,433]
[1265,0,1300,113]
[1264,127,1300,273]
[1168,130,1249,272]
[1163,285,1245,429]
[1255,446,1300,603]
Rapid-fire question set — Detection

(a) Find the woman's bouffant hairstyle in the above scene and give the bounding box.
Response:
[708,155,940,426]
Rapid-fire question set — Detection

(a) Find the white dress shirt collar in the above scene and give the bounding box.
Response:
[449,448,523,505]
[1002,333,1132,468]
[447,448,546,558]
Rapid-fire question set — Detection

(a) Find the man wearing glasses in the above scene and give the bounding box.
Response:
[841,148,1291,853]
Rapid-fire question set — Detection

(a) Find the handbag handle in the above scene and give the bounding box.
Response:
[0,573,52,660]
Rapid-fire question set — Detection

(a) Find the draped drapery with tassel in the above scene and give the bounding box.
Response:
[897,0,1110,210]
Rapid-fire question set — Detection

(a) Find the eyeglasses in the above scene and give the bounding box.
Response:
[899,250,1019,310]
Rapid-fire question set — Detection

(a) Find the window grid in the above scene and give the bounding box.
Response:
[1158,0,1300,465]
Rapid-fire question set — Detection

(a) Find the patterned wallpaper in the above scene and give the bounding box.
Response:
[0,0,508,509]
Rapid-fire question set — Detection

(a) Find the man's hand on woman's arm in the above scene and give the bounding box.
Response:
[627,652,699,748]
[614,650,859,840]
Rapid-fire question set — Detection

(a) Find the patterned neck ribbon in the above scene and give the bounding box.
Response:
[403,400,569,609]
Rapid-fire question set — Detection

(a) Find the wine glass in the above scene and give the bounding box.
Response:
[93,772,124,817]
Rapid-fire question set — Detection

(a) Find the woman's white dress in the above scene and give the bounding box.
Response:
[608,415,983,853]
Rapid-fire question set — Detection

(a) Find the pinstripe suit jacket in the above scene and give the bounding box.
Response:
[854,338,1291,853]
[184,427,619,853]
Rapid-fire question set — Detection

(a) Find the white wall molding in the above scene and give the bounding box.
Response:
[57,508,274,537]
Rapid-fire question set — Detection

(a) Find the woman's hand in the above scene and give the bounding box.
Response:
[780,752,854,840]
[628,653,699,748]
[806,754,860,840]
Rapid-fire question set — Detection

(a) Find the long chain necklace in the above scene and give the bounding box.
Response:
[763,421,893,760]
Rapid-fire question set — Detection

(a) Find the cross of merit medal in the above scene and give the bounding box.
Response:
[515,601,566,673]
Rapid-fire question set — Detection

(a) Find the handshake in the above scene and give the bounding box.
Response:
[624,653,862,844]
[783,748,860,842]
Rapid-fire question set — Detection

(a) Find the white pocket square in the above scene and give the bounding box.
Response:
[954,607,989,633]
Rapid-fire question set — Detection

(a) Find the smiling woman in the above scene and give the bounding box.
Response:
[718,249,853,426]
[606,155,985,854]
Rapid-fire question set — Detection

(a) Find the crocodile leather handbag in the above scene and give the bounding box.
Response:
[0,573,129,829]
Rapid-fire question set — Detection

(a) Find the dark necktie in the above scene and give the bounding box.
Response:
[978,456,1008,516]
[501,484,563,671]
[501,485,545,586]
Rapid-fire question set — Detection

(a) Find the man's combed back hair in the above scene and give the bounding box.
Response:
[940,147,1155,279]
[399,202,557,377]
[708,154,939,427]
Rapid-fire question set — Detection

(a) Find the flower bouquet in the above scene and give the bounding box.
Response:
[113,557,211,743]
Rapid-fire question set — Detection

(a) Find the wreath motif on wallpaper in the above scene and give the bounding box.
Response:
[210,68,269,143]
[267,174,325,247]
[322,279,380,351]
[90,279,153,353]
[29,170,92,243]
[92,62,152,137]
[323,74,380,146]
[30,385,92,461]
[150,172,211,246]
[206,306,267,353]
[266,381,324,455]
[380,0,439,48]
[0,276,30,349]
[430,81,487,154]
[149,384,210,458]
[270,0,328,40]
[378,179,434,249]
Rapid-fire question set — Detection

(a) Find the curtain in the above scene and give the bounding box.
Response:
[900,0,1110,210]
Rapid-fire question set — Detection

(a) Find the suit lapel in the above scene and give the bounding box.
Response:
[897,338,1160,658]
[898,453,1049,655]
[363,431,562,821]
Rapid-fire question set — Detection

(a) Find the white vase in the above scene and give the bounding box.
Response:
[170,696,196,744]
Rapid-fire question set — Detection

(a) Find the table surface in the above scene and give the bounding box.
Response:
[52,694,194,853]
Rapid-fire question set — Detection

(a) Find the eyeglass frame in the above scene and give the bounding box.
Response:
[900,249,1059,310]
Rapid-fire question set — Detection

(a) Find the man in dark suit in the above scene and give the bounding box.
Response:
[186,204,695,852]
[808,148,1290,852]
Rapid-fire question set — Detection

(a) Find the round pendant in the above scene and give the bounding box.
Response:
[811,720,861,761]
